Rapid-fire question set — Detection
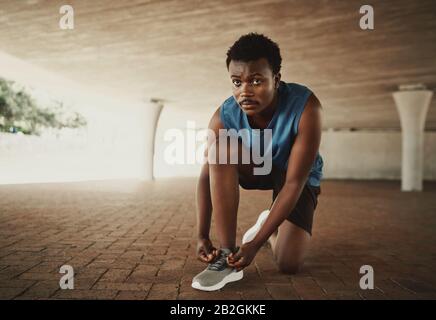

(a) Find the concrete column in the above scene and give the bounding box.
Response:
[392,85,433,191]
[143,98,164,181]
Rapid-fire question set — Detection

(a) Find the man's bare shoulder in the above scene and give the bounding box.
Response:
[208,107,226,136]
[306,92,322,110]
[299,92,322,134]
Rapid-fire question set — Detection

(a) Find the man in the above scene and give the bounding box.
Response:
[192,33,323,291]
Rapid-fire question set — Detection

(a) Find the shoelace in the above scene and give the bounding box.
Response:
[207,252,228,271]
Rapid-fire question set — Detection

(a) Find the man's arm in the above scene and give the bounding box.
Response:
[250,93,322,248]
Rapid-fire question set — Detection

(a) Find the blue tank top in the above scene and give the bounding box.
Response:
[219,81,323,187]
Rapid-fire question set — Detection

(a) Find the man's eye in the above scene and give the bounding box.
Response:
[232,79,241,86]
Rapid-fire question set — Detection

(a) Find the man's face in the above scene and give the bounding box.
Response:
[228,58,279,116]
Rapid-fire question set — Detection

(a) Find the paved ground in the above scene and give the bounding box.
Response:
[0,178,435,300]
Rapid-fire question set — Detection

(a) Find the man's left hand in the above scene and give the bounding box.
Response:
[227,241,261,271]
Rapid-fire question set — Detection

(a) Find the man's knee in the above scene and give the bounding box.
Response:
[276,258,303,275]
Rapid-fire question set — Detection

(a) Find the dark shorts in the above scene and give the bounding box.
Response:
[239,169,321,236]
[272,183,320,236]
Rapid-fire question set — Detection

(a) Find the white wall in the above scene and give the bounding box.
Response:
[320,131,436,180]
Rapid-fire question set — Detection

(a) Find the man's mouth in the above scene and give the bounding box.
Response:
[240,99,259,106]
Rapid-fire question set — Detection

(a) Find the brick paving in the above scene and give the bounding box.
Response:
[0,179,435,300]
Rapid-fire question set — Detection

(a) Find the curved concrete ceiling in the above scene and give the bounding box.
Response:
[0,0,435,130]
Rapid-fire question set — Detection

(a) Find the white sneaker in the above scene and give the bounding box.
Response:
[191,248,243,291]
[242,209,270,244]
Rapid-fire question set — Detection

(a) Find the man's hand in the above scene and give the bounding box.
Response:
[196,238,218,263]
[227,242,260,271]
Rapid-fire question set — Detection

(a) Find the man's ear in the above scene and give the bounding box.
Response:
[275,73,281,88]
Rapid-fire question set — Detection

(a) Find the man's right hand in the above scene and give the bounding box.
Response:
[196,238,218,263]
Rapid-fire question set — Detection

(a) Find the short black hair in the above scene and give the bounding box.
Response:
[226,33,282,75]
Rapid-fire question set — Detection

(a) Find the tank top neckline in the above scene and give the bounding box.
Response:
[242,81,285,133]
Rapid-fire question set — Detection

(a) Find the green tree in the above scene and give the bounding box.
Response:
[0,78,87,135]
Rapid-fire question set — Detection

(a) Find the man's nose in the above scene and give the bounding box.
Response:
[240,83,254,97]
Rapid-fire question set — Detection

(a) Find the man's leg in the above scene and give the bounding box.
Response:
[208,135,311,269]
[192,139,274,291]
[208,139,258,250]
[267,170,316,274]
[269,221,311,274]
[209,161,239,249]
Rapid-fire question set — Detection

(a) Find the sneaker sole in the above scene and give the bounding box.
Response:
[242,210,270,244]
[191,270,244,292]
